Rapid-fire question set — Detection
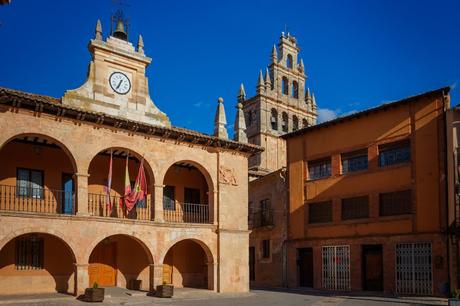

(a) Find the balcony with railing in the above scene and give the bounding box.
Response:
[0,184,213,225]
[164,203,210,224]
[0,185,74,215]
[249,209,274,229]
[88,193,152,221]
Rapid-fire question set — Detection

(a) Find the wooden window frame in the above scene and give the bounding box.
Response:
[16,167,44,199]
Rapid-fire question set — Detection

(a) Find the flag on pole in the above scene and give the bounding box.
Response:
[124,158,147,213]
[104,150,113,212]
[121,152,131,213]
[124,153,131,197]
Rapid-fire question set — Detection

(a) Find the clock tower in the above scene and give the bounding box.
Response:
[62,15,170,127]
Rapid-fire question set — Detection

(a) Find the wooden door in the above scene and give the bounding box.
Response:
[298,248,313,287]
[88,242,117,287]
[163,264,173,284]
[362,245,383,291]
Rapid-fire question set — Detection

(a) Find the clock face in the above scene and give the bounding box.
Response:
[109,72,131,95]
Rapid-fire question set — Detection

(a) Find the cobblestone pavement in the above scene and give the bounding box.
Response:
[0,288,448,306]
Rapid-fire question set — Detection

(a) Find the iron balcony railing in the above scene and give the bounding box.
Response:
[249,209,274,229]
[88,193,152,221]
[0,184,74,215]
[164,203,210,224]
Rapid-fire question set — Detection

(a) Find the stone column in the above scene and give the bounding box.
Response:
[74,263,89,296]
[151,263,164,291]
[207,262,218,292]
[154,184,164,222]
[209,190,218,225]
[74,173,90,216]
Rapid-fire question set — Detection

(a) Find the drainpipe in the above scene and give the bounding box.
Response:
[279,167,288,287]
[216,151,221,292]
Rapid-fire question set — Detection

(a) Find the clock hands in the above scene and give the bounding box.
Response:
[116,79,123,90]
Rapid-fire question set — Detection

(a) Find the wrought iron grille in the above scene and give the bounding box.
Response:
[395,242,432,295]
[322,245,351,291]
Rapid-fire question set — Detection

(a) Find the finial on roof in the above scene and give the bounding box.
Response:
[305,87,312,102]
[214,97,228,139]
[238,83,246,102]
[312,93,317,110]
[137,35,144,54]
[299,58,304,72]
[264,68,271,87]
[256,70,265,94]
[271,44,278,62]
[234,102,248,143]
[95,19,103,40]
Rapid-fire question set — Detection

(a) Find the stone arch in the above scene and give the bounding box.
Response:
[88,147,155,185]
[85,233,154,290]
[282,77,289,95]
[270,108,279,131]
[83,232,153,264]
[87,147,155,219]
[286,54,293,69]
[0,229,78,295]
[158,236,214,264]
[161,159,215,193]
[0,227,77,261]
[0,133,78,174]
[159,236,215,290]
[161,159,215,223]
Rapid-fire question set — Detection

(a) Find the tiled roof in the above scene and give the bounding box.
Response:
[282,87,450,139]
[0,87,263,154]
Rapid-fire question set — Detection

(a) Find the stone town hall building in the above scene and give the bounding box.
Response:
[0,18,263,295]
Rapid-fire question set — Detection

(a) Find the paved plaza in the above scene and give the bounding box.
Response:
[0,288,448,306]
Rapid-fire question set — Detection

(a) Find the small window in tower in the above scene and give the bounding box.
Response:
[303,118,309,128]
[282,112,289,132]
[293,115,299,131]
[292,81,299,99]
[271,109,278,130]
[286,54,293,69]
[282,77,289,95]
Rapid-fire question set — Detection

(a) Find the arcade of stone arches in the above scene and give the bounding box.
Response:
[0,133,217,295]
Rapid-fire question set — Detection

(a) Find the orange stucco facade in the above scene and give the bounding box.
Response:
[284,88,450,296]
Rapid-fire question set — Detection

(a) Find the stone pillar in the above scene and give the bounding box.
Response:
[74,173,90,216]
[207,262,218,292]
[208,190,218,225]
[154,184,164,222]
[151,264,164,291]
[74,263,89,296]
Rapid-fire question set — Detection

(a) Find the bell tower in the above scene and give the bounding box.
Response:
[239,32,318,176]
[62,12,170,127]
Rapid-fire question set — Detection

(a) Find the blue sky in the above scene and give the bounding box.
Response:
[1,0,459,136]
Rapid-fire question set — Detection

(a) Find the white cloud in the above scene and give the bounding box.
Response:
[193,101,210,108]
[317,108,339,123]
[317,108,360,123]
[341,109,358,117]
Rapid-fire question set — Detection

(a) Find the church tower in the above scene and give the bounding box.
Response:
[239,33,318,176]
